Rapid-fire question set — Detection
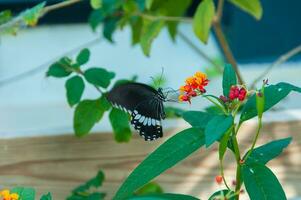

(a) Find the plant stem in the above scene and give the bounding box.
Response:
[220,159,231,190]
[42,0,83,15]
[212,0,245,85]
[231,127,241,200]
[204,96,227,114]
[134,12,192,23]
[0,0,84,33]
[243,117,263,161]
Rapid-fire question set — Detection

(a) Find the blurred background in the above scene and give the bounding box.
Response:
[0,0,301,199]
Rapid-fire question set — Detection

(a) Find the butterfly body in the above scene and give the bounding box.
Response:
[106,82,166,141]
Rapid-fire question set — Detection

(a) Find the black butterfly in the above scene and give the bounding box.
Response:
[106,82,166,141]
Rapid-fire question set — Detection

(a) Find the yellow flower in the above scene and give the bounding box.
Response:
[194,71,207,80]
[194,71,207,85]
[10,193,19,200]
[0,190,10,197]
[0,189,19,200]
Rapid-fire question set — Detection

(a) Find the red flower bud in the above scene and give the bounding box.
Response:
[238,88,247,101]
[181,95,190,102]
[184,85,192,92]
[234,87,240,97]
[215,175,223,184]
[229,91,236,100]
[189,90,197,97]
[219,95,228,103]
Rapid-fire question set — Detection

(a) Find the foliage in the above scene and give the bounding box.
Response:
[67,170,106,200]
[113,64,301,200]
[0,187,52,200]
[3,0,301,200]
[46,49,133,141]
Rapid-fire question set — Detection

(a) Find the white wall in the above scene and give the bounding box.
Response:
[0,23,301,137]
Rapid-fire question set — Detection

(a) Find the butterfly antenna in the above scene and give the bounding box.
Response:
[159,67,164,87]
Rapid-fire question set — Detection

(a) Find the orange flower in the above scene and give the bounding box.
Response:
[179,71,209,103]
[0,189,19,200]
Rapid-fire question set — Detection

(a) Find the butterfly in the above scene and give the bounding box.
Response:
[106,82,167,141]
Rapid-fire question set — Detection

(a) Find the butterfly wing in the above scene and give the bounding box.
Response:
[106,82,165,141]
[130,98,164,141]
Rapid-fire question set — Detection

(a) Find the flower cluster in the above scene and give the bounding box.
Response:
[179,71,209,103]
[220,85,247,103]
[0,190,19,200]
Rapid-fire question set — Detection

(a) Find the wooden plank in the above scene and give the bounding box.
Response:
[0,121,300,199]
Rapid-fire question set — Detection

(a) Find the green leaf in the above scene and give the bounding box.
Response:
[11,187,35,200]
[193,0,215,43]
[46,57,72,78]
[240,82,301,122]
[140,19,164,56]
[90,0,102,9]
[103,17,120,42]
[74,96,111,137]
[65,76,85,107]
[129,193,199,200]
[205,115,233,147]
[76,48,90,65]
[73,170,105,193]
[130,17,143,45]
[160,0,192,40]
[245,137,292,165]
[40,192,52,200]
[208,190,235,200]
[182,111,214,129]
[109,108,132,142]
[135,182,163,195]
[22,2,46,26]
[204,106,224,115]
[84,67,115,88]
[68,170,106,200]
[228,0,263,20]
[113,128,205,200]
[219,129,231,160]
[67,192,105,200]
[89,9,105,31]
[242,163,286,200]
[164,107,185,119]
[145,0,154,9]
[222,64,237,97]
[0,10,12,24]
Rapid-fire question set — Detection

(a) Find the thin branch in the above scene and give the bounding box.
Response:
[215,0,225,21]
[250,44,301,89]
[42,0,84,15]
[178,30,223,74]
[134,12,192,23]
[0,0,84,33]
[0,37,101,87]
[212,0,245,85]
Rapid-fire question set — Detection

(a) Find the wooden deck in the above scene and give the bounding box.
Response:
[0,120,300,199]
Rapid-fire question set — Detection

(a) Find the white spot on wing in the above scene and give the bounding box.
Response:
[143,117,148,126]
[134,114,141,120]
[152,119,156,126]
[148,118,152,126]
[139,116,145,123]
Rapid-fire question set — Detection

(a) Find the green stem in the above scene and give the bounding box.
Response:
[243,117,263,161]
[231,128,241,200]
[220,159,231,190]
[204,96,227,114]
